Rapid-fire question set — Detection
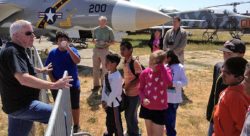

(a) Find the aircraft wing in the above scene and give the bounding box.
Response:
[150,19,206,29]
[150,25,189,29]
[181,19,206,22]
[150,26,174,29]
[0,2,22,23]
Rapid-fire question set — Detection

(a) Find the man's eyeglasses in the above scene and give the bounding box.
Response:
[25,31,34,36]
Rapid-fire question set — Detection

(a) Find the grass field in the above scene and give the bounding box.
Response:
[0,29,250,136]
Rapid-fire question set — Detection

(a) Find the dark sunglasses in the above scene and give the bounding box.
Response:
[25,31,34,36]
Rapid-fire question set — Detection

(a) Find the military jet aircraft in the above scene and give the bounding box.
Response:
[0,0,171,45]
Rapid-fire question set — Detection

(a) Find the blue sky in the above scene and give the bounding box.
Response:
[132,0,250,13]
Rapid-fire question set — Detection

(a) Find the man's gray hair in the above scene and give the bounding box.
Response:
[98,16,107,21]
[10,20,32,39]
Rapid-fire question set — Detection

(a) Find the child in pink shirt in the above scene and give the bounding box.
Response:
[139,50,172,136]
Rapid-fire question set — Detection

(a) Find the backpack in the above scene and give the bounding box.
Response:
[105,74,127,112]
[129,58,145,79]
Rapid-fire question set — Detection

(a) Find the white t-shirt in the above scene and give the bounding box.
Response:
[101,71,123,107]
[165,64,188,103]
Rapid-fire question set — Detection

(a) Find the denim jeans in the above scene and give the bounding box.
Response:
[208,122,214,136]
[8,100,52,136]
[124,95,140,136]
[165,103,179,136]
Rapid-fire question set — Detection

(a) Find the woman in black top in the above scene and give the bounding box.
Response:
[148,30,163,52]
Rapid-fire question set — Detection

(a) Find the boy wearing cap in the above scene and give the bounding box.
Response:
[213,57,250,136]
[206,39,246,136]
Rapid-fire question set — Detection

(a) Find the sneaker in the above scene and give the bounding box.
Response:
[73,125,80,133]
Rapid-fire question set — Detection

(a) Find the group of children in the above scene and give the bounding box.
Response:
[45,30,250,136]
[45,29,250,136]
[101,39,250,136]
[205,39,250,136]
[43,30,188,136]
[101,41,188,136]
[213,57,249,136]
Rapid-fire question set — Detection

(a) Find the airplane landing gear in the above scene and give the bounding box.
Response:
[202,29,219,42]
[71,38,88,49]
[229,31,243,39]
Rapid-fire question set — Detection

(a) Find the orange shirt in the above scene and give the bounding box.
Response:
[123,57,142,96]
[213,84,250,136]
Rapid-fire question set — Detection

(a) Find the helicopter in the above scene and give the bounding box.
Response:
[152,1,250,42]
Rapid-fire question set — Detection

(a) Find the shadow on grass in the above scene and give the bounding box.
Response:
[77,65,93,76]
[77,65,102,111]
[124,37,225,46]
[180,90,193,106]
[122,38,149,48]
[81,68,124,111]
[87,89,102,111]
[188,39,250,45]
[188,39,224,45]
[123,38,250,49]
[186,61,212,68]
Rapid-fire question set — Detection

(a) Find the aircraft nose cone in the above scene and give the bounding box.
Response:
[111,1,171,31]
[135,8,171,30]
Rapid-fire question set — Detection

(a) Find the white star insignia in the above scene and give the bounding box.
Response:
[46,9,55,22]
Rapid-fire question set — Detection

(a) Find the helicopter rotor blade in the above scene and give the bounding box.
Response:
[205,1,250,9]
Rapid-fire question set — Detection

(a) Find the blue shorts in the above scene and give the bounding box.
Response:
[51,88,80,109]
